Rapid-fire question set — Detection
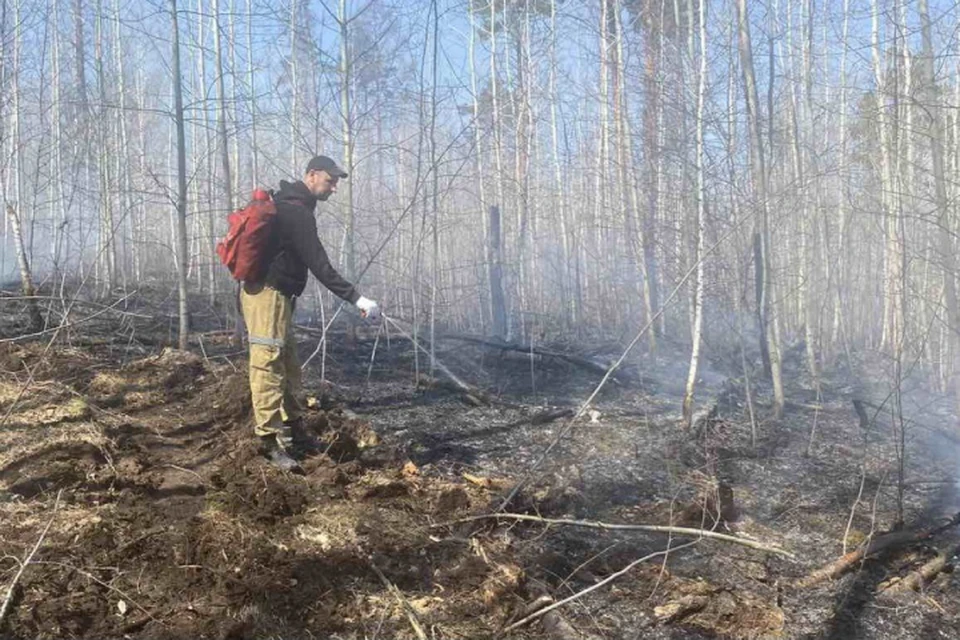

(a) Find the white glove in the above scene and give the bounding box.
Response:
[356,296,381,321]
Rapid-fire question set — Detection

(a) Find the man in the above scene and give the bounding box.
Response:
[241,155,379,471]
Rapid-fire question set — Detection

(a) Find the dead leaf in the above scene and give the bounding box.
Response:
[462,472,511,490]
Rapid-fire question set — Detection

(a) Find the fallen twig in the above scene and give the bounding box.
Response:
[432,513,794,558]
[32,560,160,624]
[502,540,699,633]
[842,470,867,555]
[0,490,63,629]
[366,556,427,640]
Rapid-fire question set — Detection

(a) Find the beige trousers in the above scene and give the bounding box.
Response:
[240,283,304,437]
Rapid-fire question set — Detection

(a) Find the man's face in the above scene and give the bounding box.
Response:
[305,170,339,200]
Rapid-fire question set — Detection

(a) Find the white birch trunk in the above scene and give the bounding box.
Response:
[683,0,707,426]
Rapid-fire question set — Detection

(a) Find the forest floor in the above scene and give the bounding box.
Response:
[2,290,960,639]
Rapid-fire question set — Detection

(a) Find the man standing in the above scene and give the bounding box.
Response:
[242,155,379,471]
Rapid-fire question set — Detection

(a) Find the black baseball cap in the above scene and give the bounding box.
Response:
[305,155,348,178]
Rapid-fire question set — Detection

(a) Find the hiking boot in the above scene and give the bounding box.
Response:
[259,434,303,473]
[288,418,323,458]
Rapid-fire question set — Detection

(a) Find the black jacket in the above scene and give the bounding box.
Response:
[262,180,360,303]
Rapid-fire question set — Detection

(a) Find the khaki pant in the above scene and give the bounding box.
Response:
[240,283,303,437]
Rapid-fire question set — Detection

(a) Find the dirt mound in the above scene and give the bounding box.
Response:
[1,346,523,640]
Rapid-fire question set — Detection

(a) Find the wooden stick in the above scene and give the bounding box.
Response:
[0,490,63,628]
[366,556,428,640]
[431,513,794,558]
[32,560,159,623]
[502,540,700,632]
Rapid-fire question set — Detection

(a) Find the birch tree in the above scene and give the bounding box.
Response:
[683,0,706,427]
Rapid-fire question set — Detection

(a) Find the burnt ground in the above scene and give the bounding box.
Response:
[2,295,960,639]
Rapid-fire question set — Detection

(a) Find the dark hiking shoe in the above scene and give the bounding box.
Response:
[288,419,323,458]
[259,435,303,473]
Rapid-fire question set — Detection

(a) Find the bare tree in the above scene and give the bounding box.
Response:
[736,0,784,418]
[682,0,707,427]
[918,0,960,412]
[171,0,190,350]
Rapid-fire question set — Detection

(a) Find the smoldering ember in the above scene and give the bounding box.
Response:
[3,0,960,638]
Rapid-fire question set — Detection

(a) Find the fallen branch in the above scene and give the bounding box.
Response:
[798,531,921,588]
[513,407,575,428]
[799,513,960,588]
[418,376,488,406]
[441,333,623,380]
[880,543,960,595]
[0,295,153,319]
[432,513,793,558]
[502,540,699,633]
[0,292,137,343]
[0,490,63,629]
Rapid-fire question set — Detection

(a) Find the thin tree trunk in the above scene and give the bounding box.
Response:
[613,0,649,334]
[683,0,707,427]
[95,0,116,294]
[429,0,439,372]
[549,0,577,329]
[51,4,67,276]
[833,0,850,361]
[290,0,299,174]
[596,0,610,330]
[229,0,240,197]
[214,0,233,307]
[339,0,355,282]
[171,0,190,351]
[874,0,895,351]
[736,0,784,417]
[919,0,960,413]
[490,205,507,339]
[247,0,258,185]
[468,0,491,331]
[489,0,507,335]
[7,204,41,330]
[114,0,130,292]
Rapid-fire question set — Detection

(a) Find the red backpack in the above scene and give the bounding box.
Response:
[216,189,276,282]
